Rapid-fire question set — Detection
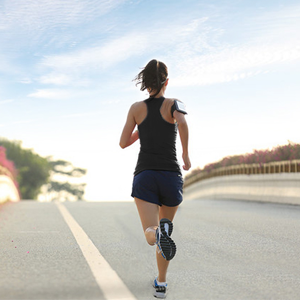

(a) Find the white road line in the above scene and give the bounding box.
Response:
[56,202,137,300]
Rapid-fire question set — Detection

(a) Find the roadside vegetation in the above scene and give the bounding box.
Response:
[0,138,86,201]
[0,145,19,192]
[185,141,300,181]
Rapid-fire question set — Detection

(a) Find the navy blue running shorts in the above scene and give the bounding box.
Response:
[131,170,183,207]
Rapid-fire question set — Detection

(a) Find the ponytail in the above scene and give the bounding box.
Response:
[150,60,163,98]
[133,59,168,97]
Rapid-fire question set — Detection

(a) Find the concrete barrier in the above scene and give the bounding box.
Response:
[0,175,20,203]
[183,173,300,205]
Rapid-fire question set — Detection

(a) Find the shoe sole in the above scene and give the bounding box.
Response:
[154,292,167,299]
[159,219,176,261]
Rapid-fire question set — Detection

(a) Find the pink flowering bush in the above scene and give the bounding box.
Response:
[0,146,19,187]
[185,142,300,180]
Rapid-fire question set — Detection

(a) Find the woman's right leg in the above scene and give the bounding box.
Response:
[134,197,159,245]
[135,198,178,283]
[156,205,179,283]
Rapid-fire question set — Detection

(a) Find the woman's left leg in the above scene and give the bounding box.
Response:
[156,205,179,283]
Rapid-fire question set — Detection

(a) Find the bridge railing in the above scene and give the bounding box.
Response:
[184,159,300,188]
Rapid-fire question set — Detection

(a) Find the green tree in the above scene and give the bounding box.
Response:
[45,158,87,201]
[0,138,50,199]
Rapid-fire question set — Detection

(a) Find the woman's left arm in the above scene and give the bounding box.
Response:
[119,104,139,149]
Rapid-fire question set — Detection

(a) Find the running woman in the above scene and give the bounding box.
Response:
[120,59,191,298]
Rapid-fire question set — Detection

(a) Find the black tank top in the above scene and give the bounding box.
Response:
[134,97,181,175]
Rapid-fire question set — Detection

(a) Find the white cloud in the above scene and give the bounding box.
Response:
[0,53,17,76]
[19,78,32,84]
[169,5,300,87]
[0,0,127,32]
[39,73,73,86]
[0,0,129,55]
[11,120,35,125]
[62,111,104,118]
[36,18,211,87]
[171,43,300,87]
[37,33,149,86]
[27,3,300,90]
[0,119,37,128]
[41,33,148,71]
[0,99,13,105]
[28,89,71,99]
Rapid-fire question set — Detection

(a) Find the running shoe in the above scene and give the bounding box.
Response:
[163,218,173,236]
[156,218,176,261]
[153,277,167,299]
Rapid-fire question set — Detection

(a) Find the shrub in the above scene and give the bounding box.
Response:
[185,142,300,180]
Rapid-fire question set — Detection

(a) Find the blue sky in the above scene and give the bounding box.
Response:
[0,0,300,201]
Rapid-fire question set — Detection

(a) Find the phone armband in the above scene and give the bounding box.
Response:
[171,100,187,117]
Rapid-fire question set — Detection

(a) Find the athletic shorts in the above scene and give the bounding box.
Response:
[131,170,183,207]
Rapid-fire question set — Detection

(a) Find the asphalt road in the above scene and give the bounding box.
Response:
[1,199,300,300]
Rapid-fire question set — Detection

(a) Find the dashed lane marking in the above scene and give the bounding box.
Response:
[56,202,137,300]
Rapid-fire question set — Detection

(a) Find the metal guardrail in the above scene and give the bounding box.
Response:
[183,159,300,188]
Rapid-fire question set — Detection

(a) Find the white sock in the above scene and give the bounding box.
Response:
[156,278,167,286]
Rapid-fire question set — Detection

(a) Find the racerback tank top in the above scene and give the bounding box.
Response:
[134,97,181,175]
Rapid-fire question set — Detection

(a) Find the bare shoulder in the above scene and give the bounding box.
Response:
[164,97,182,104]
[130,100,147,124]
[164,98,175,106]
[130,100,146,112]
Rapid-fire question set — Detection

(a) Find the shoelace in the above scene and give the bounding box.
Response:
[154,278,167,288]
[155,285,166,292]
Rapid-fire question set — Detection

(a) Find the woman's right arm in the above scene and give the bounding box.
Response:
[119,104,139,149]
[174,111,191,171]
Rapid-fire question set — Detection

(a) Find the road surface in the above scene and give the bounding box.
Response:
[1,199,300,300]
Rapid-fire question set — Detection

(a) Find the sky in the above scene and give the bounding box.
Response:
[0,0,300,201]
